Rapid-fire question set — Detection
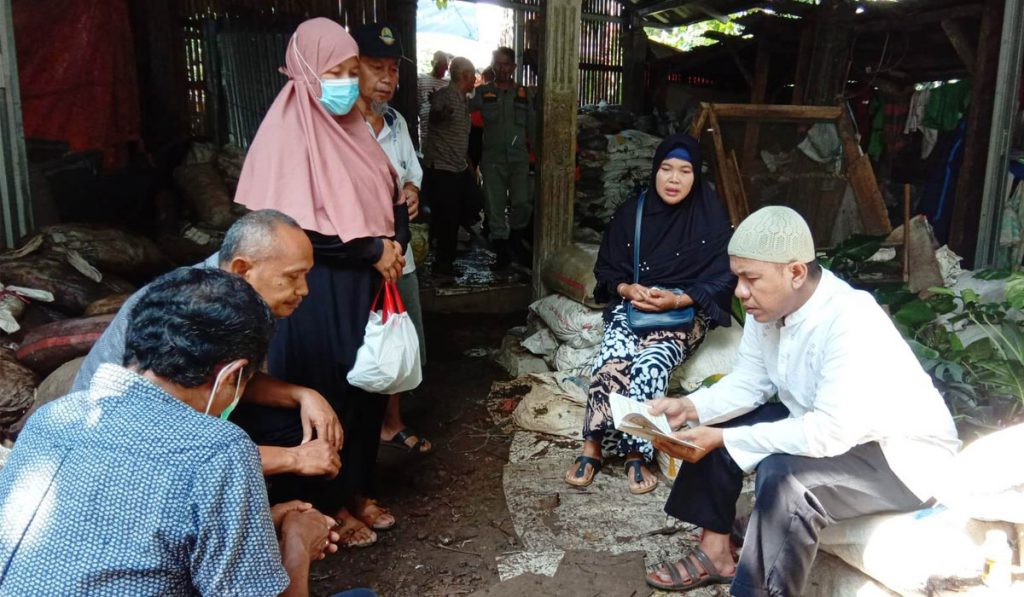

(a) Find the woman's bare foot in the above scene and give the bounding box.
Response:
[332,508,377,548]
[352,497,396,531]
[624,452,659,495]
[565,439,603,487]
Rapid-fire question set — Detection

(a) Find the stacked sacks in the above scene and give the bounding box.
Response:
[575,123,662,224]
[522,293,604,378]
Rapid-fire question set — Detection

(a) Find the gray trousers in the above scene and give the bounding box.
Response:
[664,404,926,597]
[395,269,426,365]
[481,161,531,240]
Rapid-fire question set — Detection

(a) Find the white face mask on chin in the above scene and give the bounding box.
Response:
[204,362,245,420]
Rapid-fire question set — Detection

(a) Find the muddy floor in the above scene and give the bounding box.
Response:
[310,311,525,597]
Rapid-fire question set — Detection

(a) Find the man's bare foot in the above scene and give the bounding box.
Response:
[646,532,736,590]
[333,508,377,548]
[352,497,396,531]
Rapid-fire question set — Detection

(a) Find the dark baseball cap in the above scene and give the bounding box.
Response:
[353,23,407,61]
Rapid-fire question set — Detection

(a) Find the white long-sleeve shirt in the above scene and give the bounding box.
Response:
[367,107,423,275]
[688,269,960,501]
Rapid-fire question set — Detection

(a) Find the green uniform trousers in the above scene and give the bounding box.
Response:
[481,161,531,240]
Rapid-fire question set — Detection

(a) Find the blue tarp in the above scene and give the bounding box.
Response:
[417,0,479,40]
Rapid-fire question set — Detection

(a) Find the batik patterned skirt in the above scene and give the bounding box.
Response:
[582,303,709,463]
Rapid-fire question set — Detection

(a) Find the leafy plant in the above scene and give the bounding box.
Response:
[880,275,1024,428]
[818,234,887,280]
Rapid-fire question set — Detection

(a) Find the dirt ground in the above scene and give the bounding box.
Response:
[310,311,526,597]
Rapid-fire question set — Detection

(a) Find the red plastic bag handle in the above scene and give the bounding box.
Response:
[373,281,406,323]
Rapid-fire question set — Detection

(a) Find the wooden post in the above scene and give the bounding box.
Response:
[621,11,647,115]
[386,0,419,139]
[941,18,977,76]
[741,40,770,173]
[791,24,814,105]
[837,107,892,235]
[949,0,1004,266]
[533,0,581,297]
[803,0,855,106]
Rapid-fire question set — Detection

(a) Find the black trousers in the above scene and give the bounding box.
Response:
[232,395,387,516]
[423,167,478,267]
[665,404,926,597]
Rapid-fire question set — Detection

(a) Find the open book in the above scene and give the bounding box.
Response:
[610,392,704,451]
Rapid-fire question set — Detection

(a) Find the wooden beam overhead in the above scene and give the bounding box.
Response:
[636,0,700,18]
[940,18,977,75]
[854,4,983,33]
[710,103,843,122]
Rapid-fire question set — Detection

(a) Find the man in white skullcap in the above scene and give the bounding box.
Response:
[643,206,959,595]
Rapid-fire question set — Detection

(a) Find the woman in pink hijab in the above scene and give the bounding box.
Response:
[232,17,408,549]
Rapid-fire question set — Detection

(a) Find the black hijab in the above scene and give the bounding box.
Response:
[593,133,736,327]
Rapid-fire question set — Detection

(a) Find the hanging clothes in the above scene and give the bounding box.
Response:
[923,80,972,132]
[905,87,938,159]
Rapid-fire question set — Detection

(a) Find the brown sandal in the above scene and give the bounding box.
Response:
[354,499,396,531]
[333,510,377,548]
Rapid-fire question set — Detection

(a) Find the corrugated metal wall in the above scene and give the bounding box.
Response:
[176,0,386,146]
[0,0,31,248]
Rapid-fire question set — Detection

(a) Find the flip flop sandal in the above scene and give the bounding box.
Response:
[565,455,602,488]
[383,428,433,454]
[646,548,735,591]
[625,459,659,495]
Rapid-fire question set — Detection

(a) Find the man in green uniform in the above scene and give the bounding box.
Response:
[469,46,535,270]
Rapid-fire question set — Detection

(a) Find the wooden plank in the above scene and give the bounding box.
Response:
[940,18,977,76]
[741,40,770,173]
[688,103,709,138]
[791,24,814,104]
[949,0,1003,265]
[709,103,843,122]
[707,109,742,226]
[728,149,751,222]
[846,154,892,236]
[836,108,891,235]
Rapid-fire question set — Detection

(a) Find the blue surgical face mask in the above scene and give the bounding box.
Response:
[319,78,359,116]
[290,35,359,117]
[204,363,245,420]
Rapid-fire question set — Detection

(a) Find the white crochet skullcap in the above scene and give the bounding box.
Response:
[728,206,815,264]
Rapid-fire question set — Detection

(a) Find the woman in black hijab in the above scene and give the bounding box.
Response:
[565,133,736,494]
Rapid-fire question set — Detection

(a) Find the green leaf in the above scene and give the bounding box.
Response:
[961,288,981,305]
[927,294,957,316]
[731,295,746,326]
[1005,274,1024,311]
[894,299,937,328]
[906,338,939,360]
[973,268,1012,280]
[928,286,955,296]
[830,234,887,262]
[947,331,964,353]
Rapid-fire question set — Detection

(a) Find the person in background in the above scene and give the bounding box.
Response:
[467,67,494,174]
[0,268,351,597]
[422,56,476,279]
[234,17,408,548]
[564,134,736,496]
[468,47,536,270]
[353,22,432,455]
[644,206,959,594]
[72,209,342,481]
[417,50,451,157]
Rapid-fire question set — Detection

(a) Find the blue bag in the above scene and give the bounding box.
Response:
[625,192,695,332]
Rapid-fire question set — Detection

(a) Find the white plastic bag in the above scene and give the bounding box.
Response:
[347,282,422,394]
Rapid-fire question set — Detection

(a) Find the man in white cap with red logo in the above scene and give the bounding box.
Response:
[644,206,960,595]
